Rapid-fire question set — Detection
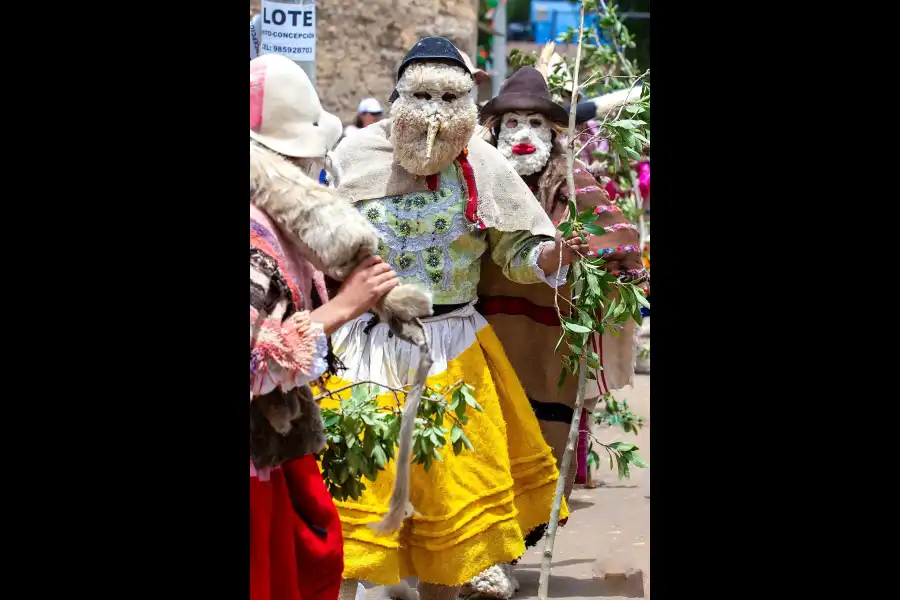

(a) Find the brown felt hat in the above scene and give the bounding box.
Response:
[480,66,568,125]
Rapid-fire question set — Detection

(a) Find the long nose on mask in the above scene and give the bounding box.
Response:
[425,112,442,159]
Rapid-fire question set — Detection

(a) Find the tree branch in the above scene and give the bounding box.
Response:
[314,380,405,407]
[538,359,588,599]
[540,5,587,598]
[598,0,636,77]
[572,70,649,155]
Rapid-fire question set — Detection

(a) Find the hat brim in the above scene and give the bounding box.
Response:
[480,92,569,125]
[390,55,474,103]
[398,55,472,79]
[249,124,327,158]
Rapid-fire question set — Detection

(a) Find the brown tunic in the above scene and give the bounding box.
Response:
[478,150,642,499]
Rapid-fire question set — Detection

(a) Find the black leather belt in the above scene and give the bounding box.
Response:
[529,398,575,424]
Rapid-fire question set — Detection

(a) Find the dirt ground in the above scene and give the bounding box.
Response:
[513,322,651,599]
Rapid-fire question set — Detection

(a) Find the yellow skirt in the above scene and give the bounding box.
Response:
[318,308,568,585]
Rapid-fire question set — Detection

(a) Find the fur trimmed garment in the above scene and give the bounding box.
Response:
[250,147,351,600]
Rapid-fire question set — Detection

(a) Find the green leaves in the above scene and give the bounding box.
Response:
[594,392,645,436]
[608,119,645,130]
[608,441,636,452]
[596,438,649,481]
[583,223,605,236]
[320,380,483,501]
[460,384,483,412]
[562,320,592,334]
[582,393,649,483]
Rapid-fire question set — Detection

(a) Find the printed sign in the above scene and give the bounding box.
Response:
[260,1,316,63]
[250,14,261,60]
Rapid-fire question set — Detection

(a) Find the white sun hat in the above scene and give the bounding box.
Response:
[357,97,384,114]
[318,110,344,151]
[249,54,338,158]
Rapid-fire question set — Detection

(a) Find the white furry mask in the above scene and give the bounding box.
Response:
[496,111,553,176]
[390,63,477,176]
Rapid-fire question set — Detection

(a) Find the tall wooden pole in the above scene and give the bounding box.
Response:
[538,9,586,599]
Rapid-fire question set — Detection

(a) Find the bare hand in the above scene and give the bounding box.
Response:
[333,256,399,320]
[311,256,399,334]
[538,232,591,275]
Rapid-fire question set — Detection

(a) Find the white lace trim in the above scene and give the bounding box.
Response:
[305,332,329,384]
[532,241,570,288]
[251,330,329,396]
[360,168,471,293]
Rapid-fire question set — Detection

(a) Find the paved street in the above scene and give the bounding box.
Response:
[514,321,651,599]
[364,321,651,600]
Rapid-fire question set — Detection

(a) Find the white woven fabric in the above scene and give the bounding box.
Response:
[330,303,484,387]
[331,119,556,238]
[461,563,519,600]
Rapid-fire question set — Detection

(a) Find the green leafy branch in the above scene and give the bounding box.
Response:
[553,233,649,390]
[538,4,648,596]
[594,392,644,435]
[317,381,483,502]
[587,391,648,480]
[509,3,651,231]
[587,438,648,482]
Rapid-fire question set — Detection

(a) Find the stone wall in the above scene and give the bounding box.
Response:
[250,0,478,124]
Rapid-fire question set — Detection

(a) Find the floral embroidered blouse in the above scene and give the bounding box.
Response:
[358,162,566,305]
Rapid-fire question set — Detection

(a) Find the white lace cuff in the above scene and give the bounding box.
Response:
[297,331,329,386]
[532,241,570,288]
[251,329,329,396]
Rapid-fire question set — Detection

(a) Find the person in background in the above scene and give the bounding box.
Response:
[472,67,644,598]
[343,97,384,138]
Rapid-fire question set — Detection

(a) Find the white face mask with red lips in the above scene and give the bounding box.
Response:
[496,111,553,176]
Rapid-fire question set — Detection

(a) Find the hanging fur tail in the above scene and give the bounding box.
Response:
[371,322,433,533]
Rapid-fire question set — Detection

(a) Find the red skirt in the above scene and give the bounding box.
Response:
[250,455,344,600]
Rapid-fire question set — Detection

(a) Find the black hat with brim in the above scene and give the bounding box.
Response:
[388,37,473,102]
[479,67,569,125]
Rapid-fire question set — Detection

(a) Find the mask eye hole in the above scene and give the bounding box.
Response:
[413,92,432,101]
[529,118,543,127]
[441,93,457,102]
[506,119,518,128]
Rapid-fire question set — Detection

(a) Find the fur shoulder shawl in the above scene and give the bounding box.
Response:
[250,140,379,280]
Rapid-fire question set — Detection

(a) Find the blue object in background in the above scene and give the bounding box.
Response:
[531,1,599,44]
